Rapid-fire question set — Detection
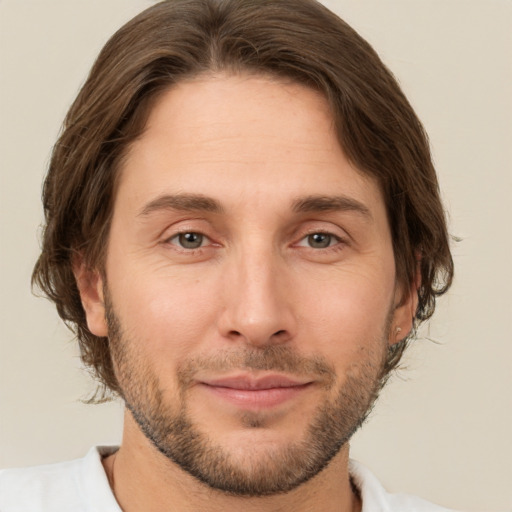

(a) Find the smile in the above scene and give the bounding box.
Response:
[198,374,314,408]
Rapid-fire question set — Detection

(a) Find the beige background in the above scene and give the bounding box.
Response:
[1,1,511,511]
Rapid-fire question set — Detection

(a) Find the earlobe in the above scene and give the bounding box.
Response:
[390,254,422,345]
[390,280,419,345]
[73,258,108,337]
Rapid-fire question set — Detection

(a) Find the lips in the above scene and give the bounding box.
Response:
[202,374,310,390]
[198,374,313,408]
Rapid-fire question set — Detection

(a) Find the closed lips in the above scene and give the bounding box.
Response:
[200,375,313,390]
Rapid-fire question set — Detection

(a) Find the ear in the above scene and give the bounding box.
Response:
[390,268,421,346]
[73,256,108,337]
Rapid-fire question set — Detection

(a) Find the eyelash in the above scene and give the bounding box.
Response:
[295,231,344,251]
[166,231,212,251]
[164,230,346,253]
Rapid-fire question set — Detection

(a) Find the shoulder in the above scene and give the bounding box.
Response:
[349,459,458,512]
[0,446,120,512]
[0,458,85,511]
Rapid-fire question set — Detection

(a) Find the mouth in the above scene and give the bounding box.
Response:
[198,374,314,409]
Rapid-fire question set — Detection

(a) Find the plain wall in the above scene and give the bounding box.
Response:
[0,1,511,511]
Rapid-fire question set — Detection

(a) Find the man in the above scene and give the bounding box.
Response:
[0,0,455,510]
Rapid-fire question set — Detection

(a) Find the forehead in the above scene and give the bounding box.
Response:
[130,73,341,163]
[117,73,384,217]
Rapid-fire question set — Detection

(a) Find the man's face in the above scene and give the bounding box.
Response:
[83,74,413,495]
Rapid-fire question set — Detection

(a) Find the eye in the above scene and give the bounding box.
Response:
[298,232,340,249]
[168,232,208,249]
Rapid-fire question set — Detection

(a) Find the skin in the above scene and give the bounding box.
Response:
[76,73,417,512]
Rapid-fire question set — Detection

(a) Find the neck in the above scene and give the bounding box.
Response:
[102,412,361,512]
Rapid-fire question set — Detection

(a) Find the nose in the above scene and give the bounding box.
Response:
[218,246,297,348]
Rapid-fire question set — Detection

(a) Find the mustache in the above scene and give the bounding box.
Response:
[177,345,336,388]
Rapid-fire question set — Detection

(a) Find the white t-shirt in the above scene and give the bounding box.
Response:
[0,446,456,511]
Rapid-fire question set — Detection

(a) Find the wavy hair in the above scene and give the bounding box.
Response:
[32,0,453,401]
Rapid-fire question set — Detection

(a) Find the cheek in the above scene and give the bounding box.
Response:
[107,262,223,359]
[295,264,395,355]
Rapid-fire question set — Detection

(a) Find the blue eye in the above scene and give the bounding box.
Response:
[170,232,206,249]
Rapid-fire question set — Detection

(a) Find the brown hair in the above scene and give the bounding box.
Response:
[32,0,453,401]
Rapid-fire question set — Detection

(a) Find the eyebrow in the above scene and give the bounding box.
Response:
[292,195,372,219]
[137,192,372,220]
[138,193,224,217]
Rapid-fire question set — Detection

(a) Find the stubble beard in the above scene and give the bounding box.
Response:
[105,293,391,497]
